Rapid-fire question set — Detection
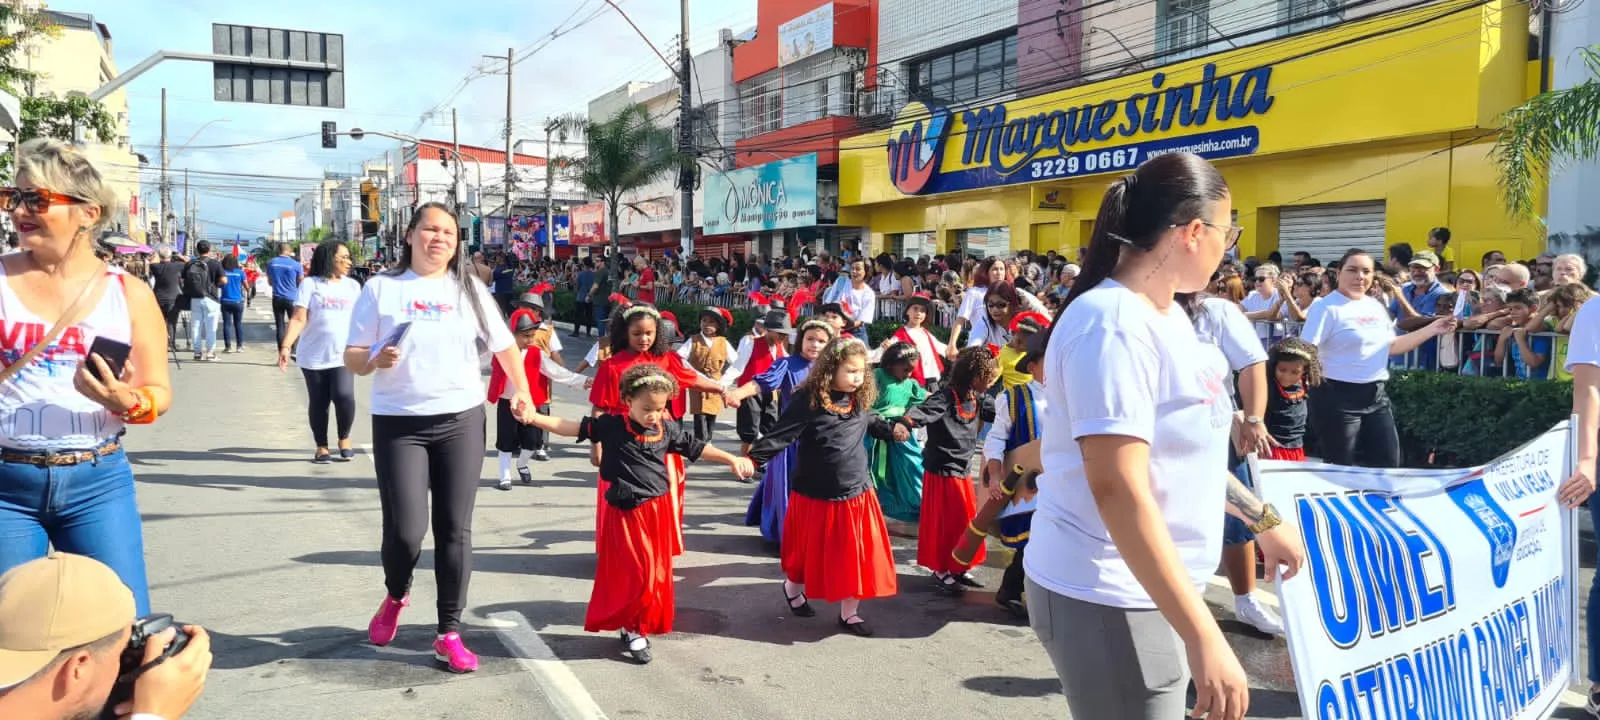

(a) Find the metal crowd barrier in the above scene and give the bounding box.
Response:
[1251,321,1566,379]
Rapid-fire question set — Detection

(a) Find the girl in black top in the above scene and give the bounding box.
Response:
[1262,337,1322,461]
[898,346,999,594]
[526,365,753,664]
[748,336,906,636]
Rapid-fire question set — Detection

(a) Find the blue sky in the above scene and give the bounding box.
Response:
[83,0,755,240]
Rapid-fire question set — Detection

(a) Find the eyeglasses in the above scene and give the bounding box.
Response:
[1170,221,1244,250]
[0,187,87,213]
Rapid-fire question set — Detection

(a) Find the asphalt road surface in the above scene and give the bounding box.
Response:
[127,306,1593,719]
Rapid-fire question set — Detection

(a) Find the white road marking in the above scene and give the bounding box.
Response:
[358,442,373,463]
[488,610,609,720]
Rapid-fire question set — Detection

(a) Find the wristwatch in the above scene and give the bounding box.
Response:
[1245,415,1263,425]
[1247,503,1282,535]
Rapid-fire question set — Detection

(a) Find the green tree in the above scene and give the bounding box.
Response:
[0,4,117,180]
[549,103,683,254]
[1493,46,1600,222]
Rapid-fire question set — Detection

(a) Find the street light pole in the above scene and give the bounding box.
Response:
[678,0,694,258]
[544,120,555,261]
[159,88,170,246]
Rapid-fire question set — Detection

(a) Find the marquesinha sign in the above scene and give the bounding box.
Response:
[888,62,1275,196]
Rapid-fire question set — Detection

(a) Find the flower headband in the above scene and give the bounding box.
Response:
[623,305,661,320]
[832,337,866,355]
[628,373,674,390]
[798,319,834,338]
[1276,346,1316,363]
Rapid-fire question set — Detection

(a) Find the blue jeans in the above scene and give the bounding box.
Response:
[190,297,220,353]
[593,301,611,334]
[0,448,151,615]
[220,300,245,349]
[1222,461,1255,546]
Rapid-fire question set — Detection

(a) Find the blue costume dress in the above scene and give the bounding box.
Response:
[745,354,813,543]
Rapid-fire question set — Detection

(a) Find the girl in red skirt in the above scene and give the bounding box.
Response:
[588,304,725,553]
[748,336,907,636]
[897,346,1000,594]
[525,364,753,664]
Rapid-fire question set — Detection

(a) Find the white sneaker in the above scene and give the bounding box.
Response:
[495,477,512,491]
[1235,595,1284,635]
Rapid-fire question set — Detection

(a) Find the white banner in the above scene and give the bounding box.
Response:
[1255,422,1581,720]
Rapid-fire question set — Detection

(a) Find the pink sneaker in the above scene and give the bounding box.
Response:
[367,594,408,646]
[432,632,479,673]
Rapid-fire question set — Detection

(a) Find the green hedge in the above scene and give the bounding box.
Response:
[1385,370,1572,467]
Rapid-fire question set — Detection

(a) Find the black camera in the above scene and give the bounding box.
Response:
[101,614,191,720]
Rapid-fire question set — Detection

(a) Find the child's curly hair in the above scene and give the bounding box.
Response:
[948,345,999,395]
[881,340,920,371]
[1268,337,1323,387]
[619,363,679,401]
[798,336,877,412]
[607,303,671,356]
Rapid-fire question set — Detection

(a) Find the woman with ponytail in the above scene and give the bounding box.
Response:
[1026,153,1306,720]
[344,202,531,674]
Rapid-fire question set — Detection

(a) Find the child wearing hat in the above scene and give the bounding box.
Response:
[722,310,792,456]
[487,308,589,490]
[511,283,565,460]
[675,307,736,441]
[874,292,947,388]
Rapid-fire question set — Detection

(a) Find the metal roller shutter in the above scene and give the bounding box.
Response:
[1277,201,1387,267]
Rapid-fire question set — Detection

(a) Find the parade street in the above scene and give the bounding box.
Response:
[124,311,1587,720]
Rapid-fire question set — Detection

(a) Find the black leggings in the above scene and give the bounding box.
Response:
[373,406,485,634]
[220,301,245,348]
[735,393,777,444]
[159,299,181,347]
[302,367,356,448]
[1310,378,1401,468]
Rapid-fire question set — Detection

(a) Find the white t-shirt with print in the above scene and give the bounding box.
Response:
[293,276,362,371]
[1193,298,1268,375]
[1300,292,1396,384]
[1239,291,1281,339]
[347,270,515,416]
[1024,280,1234,609]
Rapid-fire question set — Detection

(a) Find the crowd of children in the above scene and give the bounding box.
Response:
[482,282,1325,666]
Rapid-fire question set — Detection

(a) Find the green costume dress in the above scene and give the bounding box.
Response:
[868,367,927,523]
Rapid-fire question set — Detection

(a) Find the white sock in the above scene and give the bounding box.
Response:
[1235,593,1255,607]
[518,449,534,467]
[497,451,512,480]
[840,597,861,621]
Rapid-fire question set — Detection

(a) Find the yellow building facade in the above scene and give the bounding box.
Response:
[840,0,1544,267]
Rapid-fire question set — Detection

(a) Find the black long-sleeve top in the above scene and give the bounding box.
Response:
[899,387,996,476]
[748,389,896,501]
[577,415,706,510]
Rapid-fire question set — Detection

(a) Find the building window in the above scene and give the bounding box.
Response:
[909,33,1016,105]
[1281,0,1340,34]
[1158,0,1212,60]
[889,231,935,258]
[956,227,1011,260]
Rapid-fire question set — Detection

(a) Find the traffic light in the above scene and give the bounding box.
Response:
[437,148,448,166]
[321,121,337,149]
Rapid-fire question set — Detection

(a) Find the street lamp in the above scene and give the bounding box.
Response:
[170,118,231,164]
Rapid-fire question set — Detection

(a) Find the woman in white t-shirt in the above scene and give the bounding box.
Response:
[1026,152,1305,720]
[277,239,362,463]
[343,202,534,674]
[1299,249,1455,468]
[839,257,876,341]
[1559,296,1600,702]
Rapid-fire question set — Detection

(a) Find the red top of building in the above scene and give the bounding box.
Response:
[733,0,876,83]
[414,139,546,166]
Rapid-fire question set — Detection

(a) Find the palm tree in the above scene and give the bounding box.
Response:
[1493,46,1600,222]
[548,103,682,254]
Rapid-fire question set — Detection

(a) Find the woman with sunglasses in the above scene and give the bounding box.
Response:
[0,139,173,615]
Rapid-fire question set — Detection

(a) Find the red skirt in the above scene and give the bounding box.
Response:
[918,472,985,574]
[596,455,685,557]
[1268,446,1307,462]
[586,494,676,635]
[780,491,898,603]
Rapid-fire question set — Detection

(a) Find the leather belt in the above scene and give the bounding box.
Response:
[1,440,122,467]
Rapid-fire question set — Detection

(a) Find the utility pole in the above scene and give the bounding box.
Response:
[183,168,190,238]
[159,88,170,246]
[451,108,462,218]
[502,48,515,256]
[544,120,555,261]
[677,0,695,258]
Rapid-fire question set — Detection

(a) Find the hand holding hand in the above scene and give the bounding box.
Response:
[510,390,536,423]
[730,457,755,479]
[891,424,910,442]
[582,377,594,390]
[74,353,138,415]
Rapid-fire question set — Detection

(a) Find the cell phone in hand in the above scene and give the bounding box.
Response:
[87,336,132,383]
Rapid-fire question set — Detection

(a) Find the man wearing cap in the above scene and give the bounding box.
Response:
[0,553,212,720]
[1390,249,1451,369]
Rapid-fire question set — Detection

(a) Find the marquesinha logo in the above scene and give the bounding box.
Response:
[886,102,952,195]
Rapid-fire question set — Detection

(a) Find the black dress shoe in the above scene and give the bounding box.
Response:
[837,615,874,637]
[954,571,984,588]
[784,587,815,617]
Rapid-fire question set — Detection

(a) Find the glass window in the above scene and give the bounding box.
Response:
[978,39,1002,71]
